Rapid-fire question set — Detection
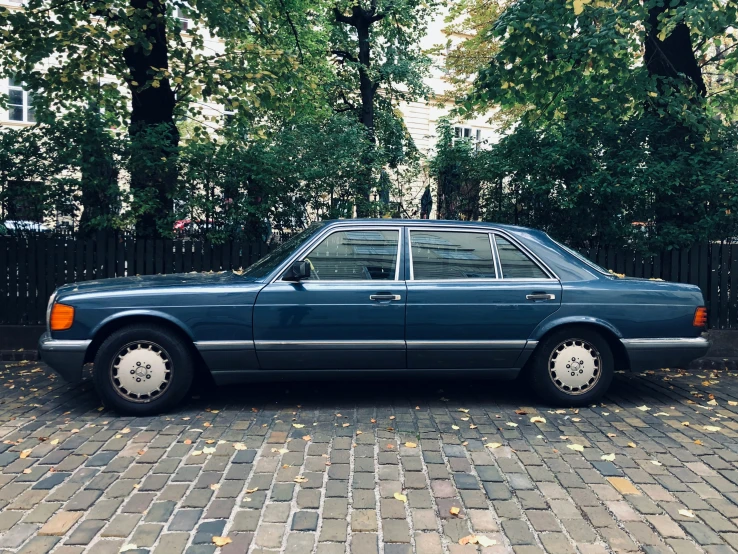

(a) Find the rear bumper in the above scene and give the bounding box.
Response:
[38,332,90,384]
[621,337,710,371]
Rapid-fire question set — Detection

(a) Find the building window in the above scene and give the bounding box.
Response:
[8,77,35,123]
[453,126,482,149]
[174,7,190,30]
[223,98,236,124]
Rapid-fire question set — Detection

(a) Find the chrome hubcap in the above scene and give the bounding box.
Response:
[548,338,601,395]
[110,341,172,403]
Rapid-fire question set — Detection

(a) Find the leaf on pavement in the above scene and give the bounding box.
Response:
[729,401,737,406]
[212,536,232,547]
[636,406,650,412]
[449,506,460,516]
[292,424,304,428]
[233,442,246,450]
[506,422,518,427]
[650,460,662,466]
[302,435,311,441]
[627,442,637,448]
[404,442,417,448]
[530,416,546,424]
[451,425,460,430]
[245,487,258,494]
[394,492,407,503]
[567,444,584,452]
[485,442,502,449]
[607,433,617,438]
[120,545,138,552]
[678,509,695,518]
[704,426,721,432]
[203,447,216,454]
[191,450,203,456]
[294,476,309,483]
[601,453,615,461]
[458,408,469,413]
[19,449,32,459]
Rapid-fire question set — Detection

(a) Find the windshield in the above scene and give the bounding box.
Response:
[551,239,612,276]
[242,223,322,279]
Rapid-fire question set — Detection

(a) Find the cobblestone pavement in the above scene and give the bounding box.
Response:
[2,364,738,554]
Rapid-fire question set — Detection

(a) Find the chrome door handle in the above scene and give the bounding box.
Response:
[526,293,555,301]
[370,294,401,301]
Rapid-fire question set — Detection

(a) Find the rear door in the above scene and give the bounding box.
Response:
[405,228,561,369]
[253,226,407,370]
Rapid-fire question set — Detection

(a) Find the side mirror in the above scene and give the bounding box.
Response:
[285,260,311,282]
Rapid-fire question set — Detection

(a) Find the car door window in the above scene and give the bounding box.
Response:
[410,231,496,280]
[494,235,548,279]
[301,229,399,280]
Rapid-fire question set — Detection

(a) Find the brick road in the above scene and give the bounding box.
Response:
[2,363,738,554]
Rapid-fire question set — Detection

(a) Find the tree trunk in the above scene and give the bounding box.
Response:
[333,5,383,217]
[123,0,178,238]
[644,1,706,237]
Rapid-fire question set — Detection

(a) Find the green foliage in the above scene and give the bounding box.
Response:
[442,0,738,250]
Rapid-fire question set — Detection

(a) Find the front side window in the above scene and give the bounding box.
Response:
[301,229,399,281]
[495,235,548,279]
[411,231,496,280]
[8,77,35,123]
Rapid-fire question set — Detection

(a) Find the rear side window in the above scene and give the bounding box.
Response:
[411,231,496,280]
[495,235,548,279]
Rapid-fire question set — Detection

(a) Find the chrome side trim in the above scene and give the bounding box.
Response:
[621,338,710,349]
[194,340,255,351]
[406,340,526,350]
[40,339,91,352]
[523,340,539,350]
[255,340,405,350]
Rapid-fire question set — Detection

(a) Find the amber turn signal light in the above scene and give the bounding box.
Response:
[693,306,707,328]
[50,303,75,331]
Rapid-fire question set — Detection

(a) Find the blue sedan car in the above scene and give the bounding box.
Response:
[39,220,709,414]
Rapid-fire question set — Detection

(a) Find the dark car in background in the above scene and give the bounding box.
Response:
[39,219,709,414]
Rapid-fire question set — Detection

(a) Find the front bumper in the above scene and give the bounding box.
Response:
[621,337,710,371]
[38,332,91,384]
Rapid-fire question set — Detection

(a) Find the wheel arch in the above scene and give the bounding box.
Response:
[84,311,196,365]
[530,319,630,372]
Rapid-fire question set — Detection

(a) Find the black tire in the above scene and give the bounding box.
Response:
[527,326,614,406]
[93,323,194,415]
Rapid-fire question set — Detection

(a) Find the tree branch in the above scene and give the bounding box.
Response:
[278,0,304,63]
[331,49,358,63]
[333,7,355,25]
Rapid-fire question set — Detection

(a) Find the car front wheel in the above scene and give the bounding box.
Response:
[527,326,614,406]
[93,324,194,415]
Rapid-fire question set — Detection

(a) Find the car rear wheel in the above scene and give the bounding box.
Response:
[527,326,614,406]
[93,324,194,415]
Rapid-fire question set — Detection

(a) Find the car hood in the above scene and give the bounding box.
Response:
[54,272,262,301]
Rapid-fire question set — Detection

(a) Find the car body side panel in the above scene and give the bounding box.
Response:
[531,281,703,341]
[51,278,266,374]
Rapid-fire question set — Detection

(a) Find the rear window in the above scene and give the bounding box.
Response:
[494,235,548,279]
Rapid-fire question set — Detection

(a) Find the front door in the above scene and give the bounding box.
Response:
[405,229,562,369]
[253,227,407,370]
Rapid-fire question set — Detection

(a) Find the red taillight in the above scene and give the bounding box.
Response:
[693,306,707,328]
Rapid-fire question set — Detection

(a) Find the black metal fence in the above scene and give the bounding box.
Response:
[0,234,735,329]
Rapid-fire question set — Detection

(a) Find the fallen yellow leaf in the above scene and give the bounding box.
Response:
[293,424,304,429]
[567,444,584,452]
[394,492,407,502]
[404,442,417,448]
[19,449,32,459]
[451,425,459,430]
[627,442,637,448]
[601,453,615,461]
[233,443,246,450]
[449,506,461,516]
[212,536,232,547]
[704,426,721,432]
[294,476,308,483]
[530,416,546,424]
[678,509,695,518]
[485,442,502,449]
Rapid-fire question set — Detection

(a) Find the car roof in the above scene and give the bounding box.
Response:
[320,219,538,234]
